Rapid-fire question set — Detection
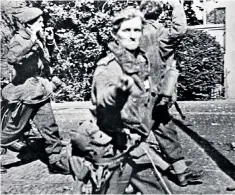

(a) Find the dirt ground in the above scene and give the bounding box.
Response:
[1,100,235,194]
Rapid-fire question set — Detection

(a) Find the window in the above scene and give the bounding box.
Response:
[182,0,225,26]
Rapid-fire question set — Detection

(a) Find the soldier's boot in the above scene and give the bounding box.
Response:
[176,168,205,187]
[49,160,71,175]
[226,185,235,191]
[168,159,193,175]
[17,144,41,163]
[48,145,71,175]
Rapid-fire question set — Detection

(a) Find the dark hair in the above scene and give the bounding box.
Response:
[140,0,163,20]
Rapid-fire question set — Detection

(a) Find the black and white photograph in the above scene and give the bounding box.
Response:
[1,0,235,194]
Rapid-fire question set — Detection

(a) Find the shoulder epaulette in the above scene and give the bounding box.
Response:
[97,53,115,66]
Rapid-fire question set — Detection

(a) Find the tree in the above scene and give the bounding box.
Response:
[175,29,224,100]
[1,0,224,101]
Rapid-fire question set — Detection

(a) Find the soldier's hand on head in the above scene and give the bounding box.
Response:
[117,75,134,93]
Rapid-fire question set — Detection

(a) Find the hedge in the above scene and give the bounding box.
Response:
[175,29,224,100]
[1,0,224,101]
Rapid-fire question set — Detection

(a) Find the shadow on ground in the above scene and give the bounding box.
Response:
[173,118,235,181]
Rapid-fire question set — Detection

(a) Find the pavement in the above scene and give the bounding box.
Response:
[1,100,235,194]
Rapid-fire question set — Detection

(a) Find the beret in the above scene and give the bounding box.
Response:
[112,7,144,25]
[14,7,43,24]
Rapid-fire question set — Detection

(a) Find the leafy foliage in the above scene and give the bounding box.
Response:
[31,0,140,102]
[183,1,203,26]
[1,0,224,101]
[1,1,26,88]
[175,29,224,100]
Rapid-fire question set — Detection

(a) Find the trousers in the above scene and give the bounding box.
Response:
[1,99,62,164]
[99,156,170,194]
[152,103,187,174]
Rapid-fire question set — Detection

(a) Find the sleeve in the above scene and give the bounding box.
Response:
[159,0,187,60]
[46,40,61,64]
[93,66,129,110]
[7,38,35,65]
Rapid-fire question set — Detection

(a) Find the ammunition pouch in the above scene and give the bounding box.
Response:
[70,121,153,193]
[70,120,135,192]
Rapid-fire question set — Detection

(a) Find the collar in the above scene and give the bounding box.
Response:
[17,28,32,40]
[108,41,147,75]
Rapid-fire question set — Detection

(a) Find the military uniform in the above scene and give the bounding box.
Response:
[140,0,190,176]
[1,8,70,174]
[88,41,171,194]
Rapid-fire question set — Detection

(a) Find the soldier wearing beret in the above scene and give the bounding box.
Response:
[86,7,173,194]
[139,0,204,186]
[1,7,70,174]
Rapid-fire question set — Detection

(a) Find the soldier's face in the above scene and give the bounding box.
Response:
[115,17,142,51]
[30,16,44,33]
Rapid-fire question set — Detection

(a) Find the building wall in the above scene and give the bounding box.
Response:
[185,0,235,99]
[224,1,235,99]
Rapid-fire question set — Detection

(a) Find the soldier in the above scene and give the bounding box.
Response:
[81,7,173,194]
[1,7,70,174]
[139,0,204,187]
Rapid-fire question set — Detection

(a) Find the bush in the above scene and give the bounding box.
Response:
[32,0,139,102]
[175,29,224,100]
[1,1,27,88]
[1,0,224,101]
